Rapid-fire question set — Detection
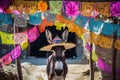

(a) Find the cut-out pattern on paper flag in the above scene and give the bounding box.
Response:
[27,26,40,42]
[3,14,12,24]
[99,36,113,49]
[0,31,14,45]
[98,57,112,74]
[13,33,27,44]
[38,1,48,12]
[11,45,21,60]
[29,12,42,25]
[49,1,62,15]
[81,2,94,17]
[92,51,98,62]
[25,1,37,14]
[14,14,27,27]
[44,10,55,21]
[65,1,79,18]
[55,22,66,30]
[96,2,110,17]
[20,39,28,50]
[85,42,92,52]
[1,53,12,65]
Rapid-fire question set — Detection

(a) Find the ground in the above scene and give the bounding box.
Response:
[1,62,101,80]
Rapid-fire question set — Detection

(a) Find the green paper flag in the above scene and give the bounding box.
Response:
[49,1,62,15]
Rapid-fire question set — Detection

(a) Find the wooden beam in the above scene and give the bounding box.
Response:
[14,26,23,80]
[26,41,30,58]
[90,43,94,80]
[112,31,117,80]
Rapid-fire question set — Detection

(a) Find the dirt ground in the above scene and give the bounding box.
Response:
[1,62,101,80]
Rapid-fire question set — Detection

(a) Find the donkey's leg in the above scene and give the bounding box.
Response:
[48,76,53,80]
[62,78,65,80]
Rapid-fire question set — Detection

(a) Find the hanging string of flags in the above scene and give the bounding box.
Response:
[0,26,40,66]
[0,14,120,66]
[84,44,120,76]
[97,57,120,76]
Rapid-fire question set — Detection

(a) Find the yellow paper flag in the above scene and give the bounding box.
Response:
[55,22,66,30]
[92,51,98,62]
[0,31,14,45]
[20,39,28,51]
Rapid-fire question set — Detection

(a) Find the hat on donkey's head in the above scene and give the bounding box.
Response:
[40,29,76,51]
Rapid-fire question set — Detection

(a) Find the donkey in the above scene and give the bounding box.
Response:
[45,29,69,80]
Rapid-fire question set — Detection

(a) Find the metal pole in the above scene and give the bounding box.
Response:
[14,25,23,80]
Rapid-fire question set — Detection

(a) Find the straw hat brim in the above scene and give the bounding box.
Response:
[40,42,76,51]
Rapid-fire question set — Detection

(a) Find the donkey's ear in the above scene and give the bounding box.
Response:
[45,29,52,44]
[62,29,69,42]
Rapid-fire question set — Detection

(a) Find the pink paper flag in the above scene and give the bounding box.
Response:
[27,26,40,42]
[13,33,27,44]
[11,45,21,60]
[98,58,112,74]
[1,53,12,65]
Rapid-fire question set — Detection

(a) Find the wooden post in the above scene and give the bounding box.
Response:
[90,43,94,80]
[26,41,30,59]
[14,26,23,80]
[112,31,117,80]
[26,25,30,59]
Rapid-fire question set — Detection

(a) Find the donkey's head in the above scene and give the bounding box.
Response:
[45,29,69,57]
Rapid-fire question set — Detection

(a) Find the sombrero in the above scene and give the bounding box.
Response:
[40,36,76,51]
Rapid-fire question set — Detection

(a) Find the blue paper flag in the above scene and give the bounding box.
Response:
[75,15,89,27]
[0,13,3,26]
[29,12,42,25]
[102,23,116,35]
[3,14,12,24]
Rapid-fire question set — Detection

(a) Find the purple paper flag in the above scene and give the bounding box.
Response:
[11,45,21,60]
[85,42,92,52]
[0,0,11,9]
[98,58,112,74]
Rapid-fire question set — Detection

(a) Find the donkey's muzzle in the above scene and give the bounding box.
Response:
[55,69,63,76]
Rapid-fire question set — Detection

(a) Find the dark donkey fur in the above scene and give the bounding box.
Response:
[45,29,69,80]
[47,46,68,80]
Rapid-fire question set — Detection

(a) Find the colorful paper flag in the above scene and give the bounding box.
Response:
[14,14,27,27]
[29,12,42,25]
[27,26,40,42]
[1,53,12,65]
[49,1,62,15]
[11,45,21,60]
[0,31,14,45]
[20,39,28,50]
[13,33,27,44]
[92,51,98,62]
